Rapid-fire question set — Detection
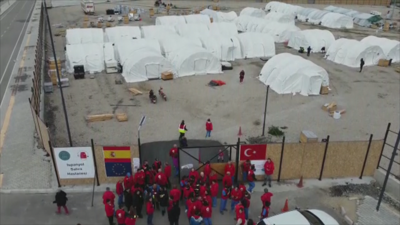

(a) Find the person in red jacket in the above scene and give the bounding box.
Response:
[263,158,275,187]
[219,186,229,215]
[187,196,198,222]
[125,215,137,225]
[234,200,244,220]
[189,168,199,181]
[153,158,162,171]
[124,173,134,190]
[186,193,195,212]
[210,180,219,208]
[199,183,207,197]
[103,187,115,206]
[238,182,247,197]
[164,162,172,188]
[116,180,124,207]
[261,188,273,210]
[239,70,245,83]
[203,162,212,179]
[230,185,242,212]
[236,207,246,225]
[209,171,218,183]
[247,165,256,193]
[170,185,181,203]
[146,197,155,225]
[241,160,251,182]
[224,162,235,184]
[105,199,115,225]
[259,201,270,220]
[205,118,213,138]
[199,172,207,184]
[169,144,179,177]
[222,172,233,188]
[116,205,126,225]
[134,169,146,189]
[155,169,168,188]
[242,194,251,220]
[201,199,212,225]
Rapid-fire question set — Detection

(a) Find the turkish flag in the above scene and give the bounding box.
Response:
[240,144,267,160]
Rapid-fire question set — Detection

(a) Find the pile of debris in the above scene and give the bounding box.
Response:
[322,101,346,119]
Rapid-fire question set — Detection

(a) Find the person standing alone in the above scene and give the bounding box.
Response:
[360,58,365,72]
[105,199,115,225]
[262,158,275,187]
[239,70,245,83]
[205,119,213,138]
[53,190,69,214]
[179,120,188,139]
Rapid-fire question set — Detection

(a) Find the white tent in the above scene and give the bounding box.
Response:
[237,33,276,59]
[326,38,385,67]
[297,8,320,22]
[260,21,300,43]
[114,40,175,82]
[103,43,117,65]
[307,10,330,24]
[65,43,104,74]
[320,12,353,29]
[200,9,238,23]
[259,53,329,96]
[240,7,266,18]
[184,14,211,24]
[155,15,186,26]
[141,25,177,39]
[288,29,335,52]
[66,28,104,45]
[105,26,141,43]
[200,35,241,61]
[265,12,295,24]
[265,1,302,16]
[235,15,255,32]
[208,22,238,37]
[361,36,400,63]
[167,47,221,77]
[159,36,203,57]
[176,23,211,38]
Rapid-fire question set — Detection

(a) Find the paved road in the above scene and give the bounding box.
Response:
[0,0,35,105]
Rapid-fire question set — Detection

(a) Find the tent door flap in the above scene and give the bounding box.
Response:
[145,63,161,80]
[194,59,208,75]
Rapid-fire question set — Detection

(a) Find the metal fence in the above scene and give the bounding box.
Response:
[265,0,391,5]
[377,123,400,179]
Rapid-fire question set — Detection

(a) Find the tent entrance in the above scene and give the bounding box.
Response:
[194,59,208,75]
[145,63,161,80]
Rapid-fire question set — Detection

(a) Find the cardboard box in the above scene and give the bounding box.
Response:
[320,86,329,95]
[322,102,337,113]
[300,130,318,143]
[378,59,390,67]
[161,72,173,80]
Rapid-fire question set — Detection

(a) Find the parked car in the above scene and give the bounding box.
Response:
[257,209,340,225]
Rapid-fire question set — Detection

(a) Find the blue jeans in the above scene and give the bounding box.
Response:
[147,214,153,225]
[248,182,255,192]
[231,200,239,211]
[244,207,249,219]
[206,130,211,137]
[212,197,217,207]
[220,199,227,213]
[231,176,234,185]
[175,166,179,176]
[243,172,248,182]
[118,194,123,206]
[204,217,212,225]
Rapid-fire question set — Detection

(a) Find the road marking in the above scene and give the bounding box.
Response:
[0,0,33,108]
[0,0,18,20]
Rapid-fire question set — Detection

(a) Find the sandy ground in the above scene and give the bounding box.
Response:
[45,1,399,167]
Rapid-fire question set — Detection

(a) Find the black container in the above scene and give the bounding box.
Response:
[106,9,115,15]
[73,65,85,79]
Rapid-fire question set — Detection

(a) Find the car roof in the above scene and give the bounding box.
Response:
[262,210,310,225]
[307,209,340,225]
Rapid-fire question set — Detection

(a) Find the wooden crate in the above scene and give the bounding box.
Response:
[84,16,89,21]
[123,17,129,24]
[106,22,112,27]
[149,8,154,17]
[49,63,62,70]
[378,59,390,67]
[322,102,337,113]
[97,22,103,28]
[82,22,88,28]
[161,72,173,80]
[300,130,318,143]
[320,86,329,95]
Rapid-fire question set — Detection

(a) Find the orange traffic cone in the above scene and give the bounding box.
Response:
[281,199,289,212]
[238,126,242,136]
[297,176,303,188]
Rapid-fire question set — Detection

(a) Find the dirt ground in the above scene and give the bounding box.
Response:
[45,0,400,155]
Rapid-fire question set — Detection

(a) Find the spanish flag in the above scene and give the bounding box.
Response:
[103,146,132,177]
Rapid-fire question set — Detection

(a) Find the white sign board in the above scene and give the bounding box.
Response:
[251,160,267,175]
[54,147,95,179]
[132,158,140,173]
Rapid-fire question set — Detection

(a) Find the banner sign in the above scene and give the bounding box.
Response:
[103,146,132,177]
[239,144,267,161]
[54,147,95,179]
[251,160,267,175]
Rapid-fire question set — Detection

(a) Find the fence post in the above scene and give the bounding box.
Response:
[277,136,285,182]
[138,137,142,165]
[177,146,181,186]
[360,134,373,179]
[319,135,330,181]
[234,138,240,184]
[229,146,232,161]
[91,139,100,186]
[49,141,61,187]
[377,123,391,169]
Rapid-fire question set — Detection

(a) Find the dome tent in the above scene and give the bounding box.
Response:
[260,22,300,43]
[184,14,211,24]
[326,38,385,67]
[259,53,329,96]
[237,33,276,59]
[288,29,335,53]
[105,26,141,43]
[208,22,238,37]
[159,35,203,57]
[235,15,255,32]
[66,28,104,45]
[265,1,302,16]
[176,23,211,38]
[141,25,177,39]
[240,7,266,18]
[361,36,400,63]
[200,9,238,23]
[297,8,319,22]
[265,12,295,24]
[155,15,186,26]
[320,12,353,29]
[200,35,241,61]
[66,43,104,74]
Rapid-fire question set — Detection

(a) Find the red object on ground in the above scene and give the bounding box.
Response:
[297,176,303,188]
[240,144,267,161]
[211,80,226,86]
[281,199,289,212]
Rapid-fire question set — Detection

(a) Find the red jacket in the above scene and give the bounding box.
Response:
[116,182,124,195]
[261,192,273,205]
[264,161,275,175]
[169,147,178,158]
[199,175,207,184]
[134,171,145,185]
[187,203,197,218]
[164,165,172,178]
[243,197,250,208]
[189,170,199,181]
[155,172,168,185]
[146,202,154,215]
[170,188,181,202]
[231,188,242,201]
[200,186,206,197]
[124,176,134,189]
[242,162,250,172]
[205,121,213,131]
[205,195,212,206]
[237,210,246,225]
[125,217,137,225]
[102,191,115,205]
[194,199,202,210]
[209,174,218,183]
[222,175,232,187]
[221,188,229,200]
[153,161,162,170]
[224,164,235,176]
[201,205,212,218]
[105,203,114,217]
[183,187,194,199]
[146,170,155,185]
[235,204,244,217]
[186,199,194,212]
[248,170,255,182]
[116,209,126,224]
[239,184,247,196]
[210,183,219,197]
[204,164,212,177]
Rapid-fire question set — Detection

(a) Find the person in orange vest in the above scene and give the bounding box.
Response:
[179,120,188,139]
[116,179,124,207]
[259,201,270,220]
[224,162,235,184]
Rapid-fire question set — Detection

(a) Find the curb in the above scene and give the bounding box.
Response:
[340,197,364,225]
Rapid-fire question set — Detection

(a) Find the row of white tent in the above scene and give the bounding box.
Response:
[324,5,382,27]
[155,13,238,25]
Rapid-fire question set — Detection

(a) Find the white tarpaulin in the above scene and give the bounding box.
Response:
[200,35,241,61]
[237,33,276,59]
[66,28,104,45]
[265,1,302,16]
[65,43,105,74]
[361,36,400,63]
[201,9,238,23]
[265,12,295,25]
[297,8,319,22]
[288,29,335,52]
[235,15,255,32]
[320,12,353,29]
[208,22,238,37]
[326,38,385,67]
[105,26,141,43]
[176,23,211,38]
[184,14,211,24]
[155,15,186,26]
[259,53,329,96]
[159,36,203,57]
[167,46,221,77]
[114,39,174,82]
[103,43,117,65]
[141,25,177,39]
[240,7,266,18]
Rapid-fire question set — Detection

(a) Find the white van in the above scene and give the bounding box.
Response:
[81,0,95,15]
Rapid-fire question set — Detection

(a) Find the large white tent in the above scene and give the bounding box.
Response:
[176,23,211,38]
[167,46,221,77]
[184,14,211,24]
[201,9,238,23]
[208,22,238,37]
[66,28,104,45]
[361,36,400,63]
[288,29,335,52]
[235,15,255,32]
[259,53,329,96]
[65,43,104,74]
[297,8,319,22]
[200,35,241,61]
[320,12,353,29]
[114,39,175,82]
[265,12,295,24]
[326,38,385,67]
[159,36,203,57]
[103,43,117,65]
[141,25,177,39]
[265,1,302,16]
[155,15,186,26]
[237,33,276,59]
[240,7,266,18]
[105,26,141,43]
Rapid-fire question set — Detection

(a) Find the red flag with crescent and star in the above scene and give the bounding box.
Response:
[239,144,267,161]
